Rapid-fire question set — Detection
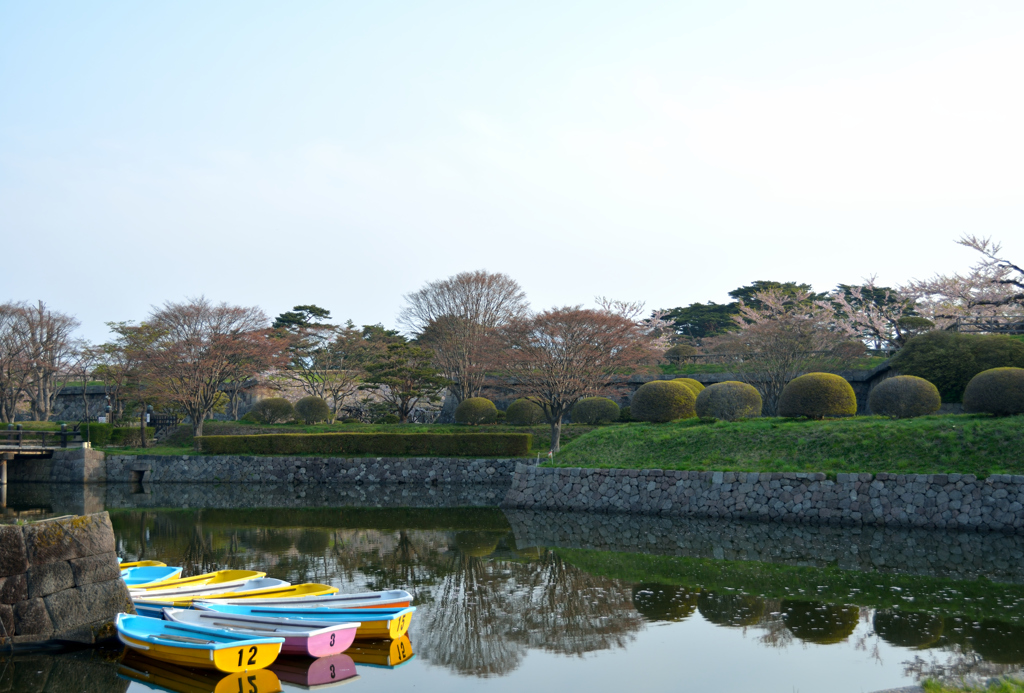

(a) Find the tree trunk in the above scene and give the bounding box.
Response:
[550,419,562,453]
[192,417,204,438]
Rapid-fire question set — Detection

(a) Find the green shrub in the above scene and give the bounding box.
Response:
[454,397,498,425]
[572,397,620,425]
[695,381,762,421]
[673,377,705,396]
[342,418,360,425]
[162,426,194,447]
[243,398,295,425]
[868,376,941,419]
[631,381,697,423]
[81,424,157,447]
[495,410,506,422]
[506,398,544,426]
[777,373,857,419]
[79,423,112,447]
[295,397,331,424]
[110,427,156,446]
[664,344,697,364]
[962,367,1024,416]
[376,414,401,424]
[619,405,632,422]
[892,331,1024,402]
[198,432,532,457]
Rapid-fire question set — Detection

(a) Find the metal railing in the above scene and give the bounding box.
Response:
[0,423,84,449]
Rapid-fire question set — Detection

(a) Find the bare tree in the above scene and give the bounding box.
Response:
[399,270,529,403]
[705,290,861,415]
[141,297,280,438]
[0,303,31,423]
[495,307,652,452]
[17,301,82,421]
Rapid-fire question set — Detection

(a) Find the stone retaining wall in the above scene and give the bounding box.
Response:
[105,454,520,485]
[503,465,1024,533]
[0,512,133,649]
[505,509,1024,583]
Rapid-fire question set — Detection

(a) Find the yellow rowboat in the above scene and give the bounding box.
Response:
[130,570,268,597]
[118,650,283,693]
[138,583,338,611]
[134,579,292,619]
[346,635,415,669]
[116,613,284,673]
[120,560,168,569]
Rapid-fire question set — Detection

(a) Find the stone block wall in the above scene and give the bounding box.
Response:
[0,512,133,649]
[503,465,1024,533]
[105,455,520,485]
[505,509,1024,583]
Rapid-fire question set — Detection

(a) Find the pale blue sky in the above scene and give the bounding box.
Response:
[2,1,1023,340]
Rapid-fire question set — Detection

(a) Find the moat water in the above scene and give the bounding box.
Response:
[4,482,1024,693]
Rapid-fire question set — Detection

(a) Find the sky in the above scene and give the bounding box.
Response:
[2,0,1023,342]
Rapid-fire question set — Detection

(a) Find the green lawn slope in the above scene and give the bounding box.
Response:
[551,415,1024,477]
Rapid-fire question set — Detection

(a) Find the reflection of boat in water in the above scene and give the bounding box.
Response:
[346,636,415,669]
[118,649,283,693]
[270,654,360,689]
[116,614,284,673]
[164,608,361,658]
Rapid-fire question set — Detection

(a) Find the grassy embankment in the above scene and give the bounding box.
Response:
[924,680,1024,692]
[550,415,1024,478]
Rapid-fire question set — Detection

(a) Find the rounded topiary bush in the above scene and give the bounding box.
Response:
[376,413,400,424]
[777,373,857,420]
[962,367,1024,416]
[294,396,331,424]
[781,601,859,645]
[695,381,762,421]
[243,397,295,424]
[664,344,697,364]
[631,380,697,423]
[572,397,621,425]
[673,377,705,396]
[455,397,499,425]
[868,375,941,419]
[506,398,544,426]
[619,405,632,422]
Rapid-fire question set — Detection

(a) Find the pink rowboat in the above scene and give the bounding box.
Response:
[162,607,361,659]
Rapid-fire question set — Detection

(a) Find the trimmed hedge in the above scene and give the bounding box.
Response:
[695,381,762,421]
[868,375,941,419]
[295,397,331,424]
[81,424,156,447]
[244,398,295,424]
[672,378,705,396]
[631,381,697,423]
[891,331,1024,402]
[455,397,499,425]
[777,373,857,419]
[198,432,532,457]
[963,367,1024,416]
[506,399,544,426]
[571,397,620,425]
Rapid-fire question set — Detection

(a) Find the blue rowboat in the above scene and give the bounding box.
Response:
[115,613,285,673]
[122,566,183,587]
[195,603,415,640]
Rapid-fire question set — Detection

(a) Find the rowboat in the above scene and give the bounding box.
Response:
[196,603,415,641]
[137,582,336,610]
[198,589,413,610]
[116,613,285,673]
[118,649,283,693]
[122,566,184,587]
[164,608,361,658]
[270,654,359,689]
[346,635,415,669]
[120,560,168,569]
[131,570,267,596]
[134,579,293,619]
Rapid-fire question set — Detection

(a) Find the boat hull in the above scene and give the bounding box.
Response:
[118,632,283,672]
[200,589,412,611]
[196,605,414,641]
[118,650,284,693]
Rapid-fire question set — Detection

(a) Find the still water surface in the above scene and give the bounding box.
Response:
[5,483,1024,693]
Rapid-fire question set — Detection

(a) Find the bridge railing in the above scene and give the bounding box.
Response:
[0,424,83,449]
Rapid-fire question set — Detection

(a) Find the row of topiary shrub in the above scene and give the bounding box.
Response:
[890,330,1024,402]
[199,432,532,457]
[243,397,334,425]
[625,367,1024,423]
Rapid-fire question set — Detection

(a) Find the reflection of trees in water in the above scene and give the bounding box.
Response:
[632,584,698,622]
